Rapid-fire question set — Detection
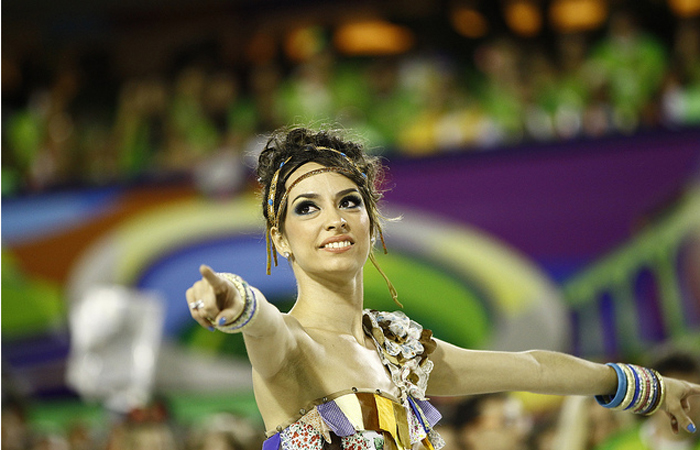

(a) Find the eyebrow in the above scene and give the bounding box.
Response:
[291,188,360,204]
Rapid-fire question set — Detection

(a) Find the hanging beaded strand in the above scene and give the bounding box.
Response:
[265,156,292,275]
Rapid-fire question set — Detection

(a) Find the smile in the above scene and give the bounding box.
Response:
[322,240,353,249]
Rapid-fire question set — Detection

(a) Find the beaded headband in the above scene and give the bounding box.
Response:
[263,145,399,306]
[274,167,356,230]
[266,147,364,226]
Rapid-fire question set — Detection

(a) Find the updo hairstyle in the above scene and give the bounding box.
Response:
[256,126,385,237]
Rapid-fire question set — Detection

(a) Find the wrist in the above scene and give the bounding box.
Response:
[216,273,259,333]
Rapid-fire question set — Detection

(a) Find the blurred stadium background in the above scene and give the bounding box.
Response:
[2,0,700,447]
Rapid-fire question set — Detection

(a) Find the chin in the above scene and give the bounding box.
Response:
[313,260,365,278]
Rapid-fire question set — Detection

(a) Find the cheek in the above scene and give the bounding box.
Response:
[358,211,372,233]
[281,218,319,252]
[354,217,372,248]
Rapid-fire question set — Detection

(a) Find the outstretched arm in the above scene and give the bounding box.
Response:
[427,340,616,397]
[427,339,700,434]
[185,264,297,378]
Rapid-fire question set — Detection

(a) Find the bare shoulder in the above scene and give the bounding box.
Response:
[252,321,396,430]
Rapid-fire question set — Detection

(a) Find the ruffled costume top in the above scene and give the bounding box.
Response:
[261,310,445,450]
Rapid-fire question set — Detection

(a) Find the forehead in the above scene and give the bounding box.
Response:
[285,162,358,196]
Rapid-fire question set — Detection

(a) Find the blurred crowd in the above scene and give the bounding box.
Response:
[1,398,267,450]
[3,7,700,196]
[3,347,699,450]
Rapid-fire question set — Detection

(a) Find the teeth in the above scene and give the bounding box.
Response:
[325,241,352,249]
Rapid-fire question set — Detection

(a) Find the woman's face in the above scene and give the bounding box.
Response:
[273,162,372,279]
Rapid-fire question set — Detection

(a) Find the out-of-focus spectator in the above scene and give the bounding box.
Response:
[662,19,700,127]
[2,4,696,196]
[111,76,168,180]
[527,414,556,450]
[549,33,591,140]
[585,10,668,132]
[275,49,336,126]
[2,396,31,450]
[65,422,94,450]
[28,433,69,450]
[164,65,219,171]
[550,395,634,450]
[446,393,532,450]
[105,400,178,450]
[105,422,177,450]
[472,37,526,147]
[185,412,264,450]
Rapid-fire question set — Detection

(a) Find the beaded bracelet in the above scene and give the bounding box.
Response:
[215,273,259,333]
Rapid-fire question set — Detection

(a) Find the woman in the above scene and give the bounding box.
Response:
[186,126,699,450]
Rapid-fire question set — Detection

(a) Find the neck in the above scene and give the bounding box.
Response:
[289,270,365,337]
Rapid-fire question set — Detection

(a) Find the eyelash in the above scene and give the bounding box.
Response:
[294,201,317,216]
[339,195,362,209]
[293,195,363,216]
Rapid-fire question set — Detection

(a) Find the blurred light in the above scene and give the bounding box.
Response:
[549,0,608,32]
[450,6,489,38]
[285,26,326,62]
[334,20,415,56]
[668,0,700,17]
[504,0,543,37]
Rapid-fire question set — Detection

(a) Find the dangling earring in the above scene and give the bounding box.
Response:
[283,252,290,259]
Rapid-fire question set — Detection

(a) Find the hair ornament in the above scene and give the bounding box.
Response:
[267,156,292,223]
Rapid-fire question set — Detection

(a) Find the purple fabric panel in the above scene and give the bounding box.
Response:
[262,433,280,450]
[317,401,356,436]
[413,398,442,427]
[407,397,430,433]
[385,130,700,260]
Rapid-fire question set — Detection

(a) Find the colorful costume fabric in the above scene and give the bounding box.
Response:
[261,310,444,450]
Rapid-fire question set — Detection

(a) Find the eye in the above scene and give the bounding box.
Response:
[339,194,363,209]
[293,200,318,216]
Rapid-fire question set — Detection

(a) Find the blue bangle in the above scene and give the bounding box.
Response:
[596,363,628,409]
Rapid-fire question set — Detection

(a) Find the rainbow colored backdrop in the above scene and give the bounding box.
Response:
[2,129,700,427]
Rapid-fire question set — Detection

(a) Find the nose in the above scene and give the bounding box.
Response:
[325,213,348,231]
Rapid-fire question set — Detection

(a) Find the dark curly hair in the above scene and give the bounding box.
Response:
[256,126,385,237]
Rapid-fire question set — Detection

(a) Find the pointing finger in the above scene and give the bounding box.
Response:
[200,265,226,292]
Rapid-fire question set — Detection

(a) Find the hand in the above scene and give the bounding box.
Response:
[663,377,700,434]
[185,265,245,330]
